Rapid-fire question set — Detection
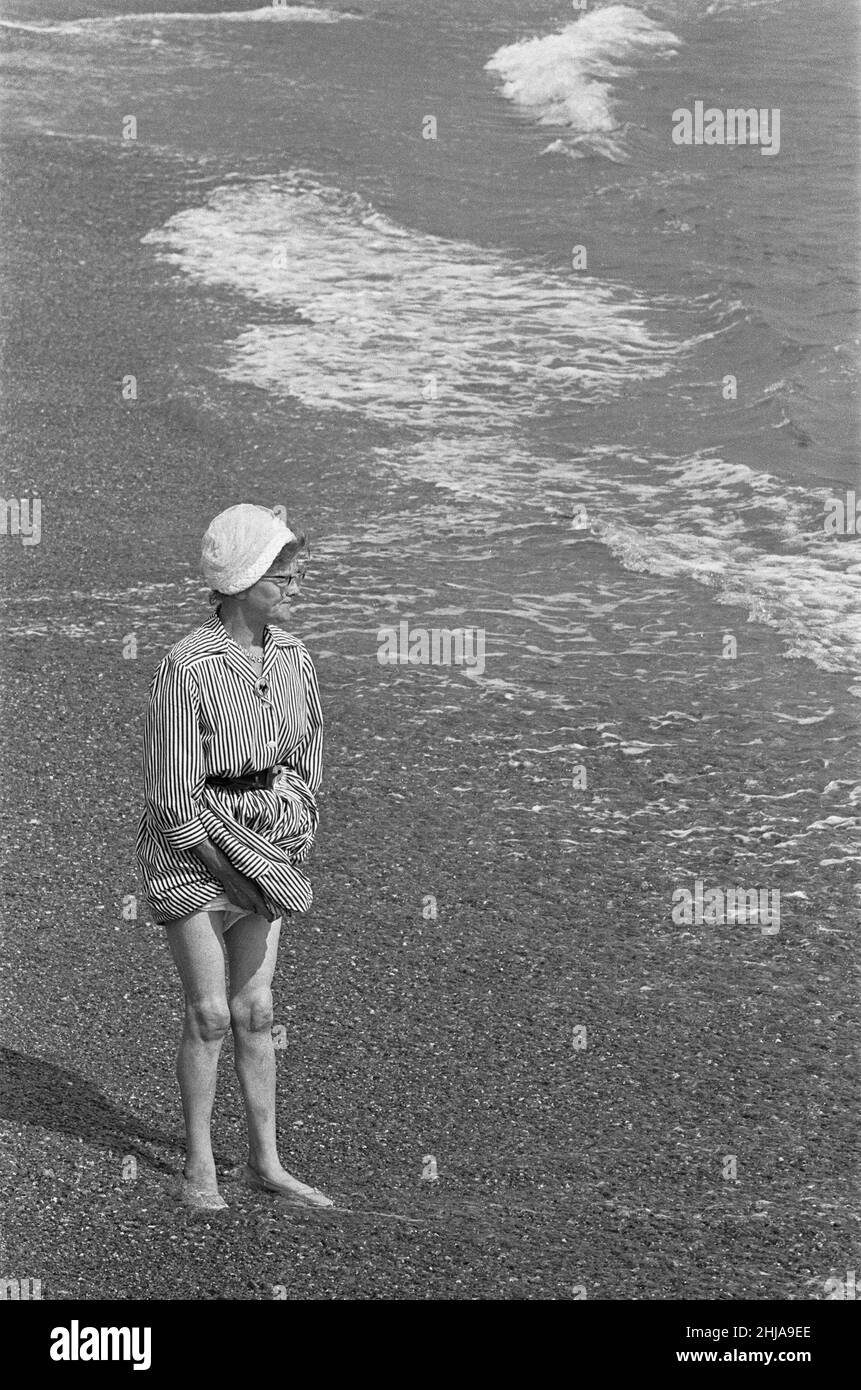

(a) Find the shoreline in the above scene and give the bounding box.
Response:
[1,128,858,1300]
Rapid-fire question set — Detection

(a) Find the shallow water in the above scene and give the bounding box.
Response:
[0,0,858,900]
[4,0,857,676]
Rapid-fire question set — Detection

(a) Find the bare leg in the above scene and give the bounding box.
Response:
[166,909,231,1195]
[225,913,331,1204]
[224,912,283,1176]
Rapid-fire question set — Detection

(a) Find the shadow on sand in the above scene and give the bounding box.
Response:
[0,1046,212,1176]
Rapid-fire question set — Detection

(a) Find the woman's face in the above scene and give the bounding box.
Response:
[241,543,307,625]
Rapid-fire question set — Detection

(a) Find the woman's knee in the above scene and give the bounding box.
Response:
[185,995,231,1042]
[229,987,274,1035]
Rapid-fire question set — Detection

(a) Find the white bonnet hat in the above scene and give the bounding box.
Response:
[201,504,298,596]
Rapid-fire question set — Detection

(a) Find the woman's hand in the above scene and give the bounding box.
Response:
[218,865,272,920]
[190,837,274,921]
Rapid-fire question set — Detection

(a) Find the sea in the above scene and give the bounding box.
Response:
[1,0,859,897]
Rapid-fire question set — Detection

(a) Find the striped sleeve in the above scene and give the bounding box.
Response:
[143,658,208,850]
[290,647,323,796]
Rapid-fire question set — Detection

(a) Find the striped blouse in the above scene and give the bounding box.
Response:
[136,611,323,926]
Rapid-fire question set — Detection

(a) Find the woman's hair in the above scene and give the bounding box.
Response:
[274,533,307,565]
[208,532,308,606]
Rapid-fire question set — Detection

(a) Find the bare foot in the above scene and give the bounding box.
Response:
[183,1160,219,1191]
[179,1171,228,1211]
[244,1161,333,1207]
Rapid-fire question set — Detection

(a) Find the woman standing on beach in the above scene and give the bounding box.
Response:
[136,504,333,1211]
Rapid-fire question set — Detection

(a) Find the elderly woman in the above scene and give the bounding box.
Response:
[136,504,333,1211]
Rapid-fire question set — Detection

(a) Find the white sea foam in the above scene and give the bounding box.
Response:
[0,6,351,36]
[647,0,783,19]
[593,453,861,677]
[143,176,861,682]
[143,174,677,425]
[0,19,70,31]
[704,0,785,16]
[389,440,861,682]
[485,4,680,160]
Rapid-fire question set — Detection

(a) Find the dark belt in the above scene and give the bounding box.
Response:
[207,770,273,793]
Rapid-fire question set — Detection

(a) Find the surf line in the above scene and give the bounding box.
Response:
[265,1197,546,1225]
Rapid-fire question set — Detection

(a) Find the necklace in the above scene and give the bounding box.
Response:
[218,614,266,675]
[225,629,264,672]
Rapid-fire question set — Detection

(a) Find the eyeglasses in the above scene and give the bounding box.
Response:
[263,543,311,591]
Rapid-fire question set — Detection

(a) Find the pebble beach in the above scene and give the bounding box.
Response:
[1,0,859,1301]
